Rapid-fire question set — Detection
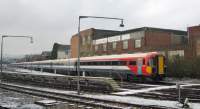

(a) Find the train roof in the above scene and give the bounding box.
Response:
[80,52,159,61]
[13,52,160,64]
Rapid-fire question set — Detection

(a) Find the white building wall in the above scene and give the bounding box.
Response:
[57,50,67,59]
[93,30,144,45]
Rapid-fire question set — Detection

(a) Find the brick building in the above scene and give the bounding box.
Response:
[70,28,119,58]
[188,25,200,57]
[70,26,200,59]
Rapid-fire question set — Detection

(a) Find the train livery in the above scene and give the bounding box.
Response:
[11,52,166,81]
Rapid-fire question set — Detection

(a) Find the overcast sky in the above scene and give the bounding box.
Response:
[0,0,199,57]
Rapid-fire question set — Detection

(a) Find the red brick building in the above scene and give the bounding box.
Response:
[188,25,200,57]
[70,26,200,59]
[70,28,119,58]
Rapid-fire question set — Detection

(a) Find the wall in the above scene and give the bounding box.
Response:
[70,29,93,58]
[145,30,171,48]
[57,50,67,59]
[188,26,200,57]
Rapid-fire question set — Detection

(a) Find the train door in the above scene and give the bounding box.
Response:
[158,56,164,75]
[153,55,164,76]
[137,58,143,75]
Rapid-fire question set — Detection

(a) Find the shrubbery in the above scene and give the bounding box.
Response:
[167,56,200,78]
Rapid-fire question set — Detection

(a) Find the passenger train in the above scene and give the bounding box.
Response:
[11,52,166,81]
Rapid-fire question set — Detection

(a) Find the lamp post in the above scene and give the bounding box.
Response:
[77,16,124,95]
[0,35,33,74]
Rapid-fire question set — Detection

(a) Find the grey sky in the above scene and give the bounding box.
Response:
[0,0,199,56]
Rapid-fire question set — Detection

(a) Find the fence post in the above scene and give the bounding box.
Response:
[176,83,181,103]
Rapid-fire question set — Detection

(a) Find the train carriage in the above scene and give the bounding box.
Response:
[10,52,166,81]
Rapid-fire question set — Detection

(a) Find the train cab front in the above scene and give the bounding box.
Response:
[149,54,166,81]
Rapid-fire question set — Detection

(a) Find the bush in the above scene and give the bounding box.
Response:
[166,56,200,78]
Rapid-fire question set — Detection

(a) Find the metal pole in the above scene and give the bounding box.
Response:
[1,36,4,74]
[76,16,124,95]
[80,16,123,21]
[176,83,181,102]
[77,17,81,95]
[0,35,33,75]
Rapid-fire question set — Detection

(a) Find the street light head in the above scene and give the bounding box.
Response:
[120,20,124,27]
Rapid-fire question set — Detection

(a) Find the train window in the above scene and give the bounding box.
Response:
[80,62,84,65]
[88,62,92,65]
[105,61,111,65]
[129,61,136,65]
[148,59,153,66]
[99,61,104,65]
[137,59,143,66]
[91,62,95,65]
[112,61,119,65]
[93,62,97,65]
[143,59,145,65]
[153,56,158,66]
[90,62,94,65]
[120,61,127,65]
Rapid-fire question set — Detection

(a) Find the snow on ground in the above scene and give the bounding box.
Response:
[2,82,200,109]
[165,77,200,84]
[36,100,57,104]
[0,88,44,109]
[3,68,200,108]
[4,68,64,76]
[112,85,176,95]
[82,93,200,109]
[113,83,200,95]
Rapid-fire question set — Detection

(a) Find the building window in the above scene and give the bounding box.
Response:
[158,51,166,56]
[130,31,145,39]
[196,39,200,56]
[168,50,184,58]
[103,44,107,51]
[123,40,128,49]
[87,36,91,44]
[107,43,111,50]
[82,37,85,45]
[112,42,117,50]
[135,39,141,48]
[95,45,98,51]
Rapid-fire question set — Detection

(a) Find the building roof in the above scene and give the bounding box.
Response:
[92,29,120,40]
[72,27,187,40]
[71,28,120,40]
[104,27,187,38]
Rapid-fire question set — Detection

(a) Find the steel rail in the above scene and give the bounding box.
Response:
[0,82,174,109]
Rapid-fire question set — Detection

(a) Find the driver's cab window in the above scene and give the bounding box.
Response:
[137,58,143,66]
[148,59,153,66]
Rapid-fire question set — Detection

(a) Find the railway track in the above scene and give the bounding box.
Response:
[127,85,200,103]
[0,82,175,109]
[117,80,175,90]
